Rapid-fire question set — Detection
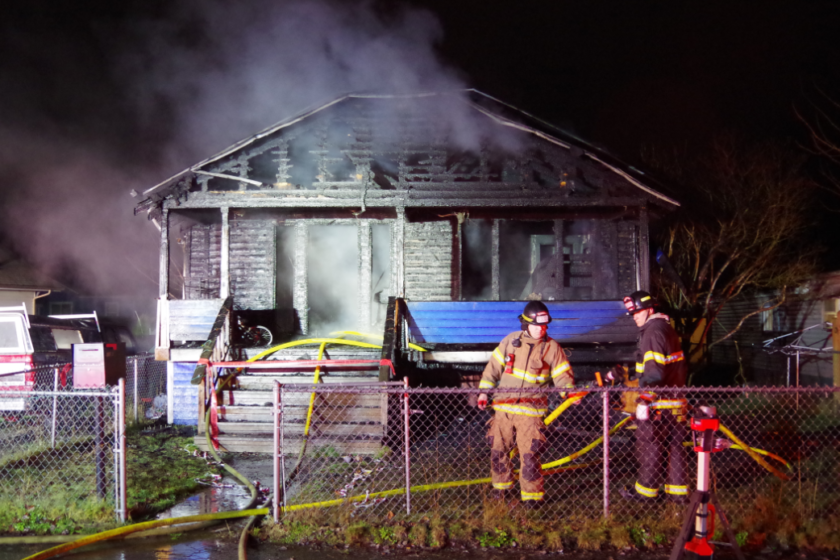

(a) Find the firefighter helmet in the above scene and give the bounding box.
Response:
[520,300,552,328]
[623,290,656,315]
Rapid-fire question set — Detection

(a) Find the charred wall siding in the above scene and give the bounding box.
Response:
[230,220,276,310]
[617,222,637,296]
[184,224,221,299]
[404,221,453,301]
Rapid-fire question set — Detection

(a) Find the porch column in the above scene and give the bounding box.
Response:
[491,219,500,300]
[392,209,406,298]
[359,221,373,330]
[639,206,650,291]
[220,207,230,299]
[159,208,169,299]
[155,207,170,361]
[553,219,564,300]
[293,222,309,334]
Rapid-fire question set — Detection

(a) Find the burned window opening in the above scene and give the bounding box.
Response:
[462,218,628,301]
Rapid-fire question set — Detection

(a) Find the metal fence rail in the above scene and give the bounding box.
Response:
[272,383,840,530]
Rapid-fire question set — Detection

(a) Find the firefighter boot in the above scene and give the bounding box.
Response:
[619,485,662,503]
[490,488,512,501]
[521,500,542,511]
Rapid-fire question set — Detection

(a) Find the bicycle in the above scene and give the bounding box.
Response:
[234,315,273,347]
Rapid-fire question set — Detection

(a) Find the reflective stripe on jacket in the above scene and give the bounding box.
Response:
[479,331,574,416]
[635,314,686,388]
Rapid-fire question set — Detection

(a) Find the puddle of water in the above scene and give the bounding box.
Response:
[157,474,256,518]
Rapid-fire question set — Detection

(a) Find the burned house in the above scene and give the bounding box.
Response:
[135,91,679,444]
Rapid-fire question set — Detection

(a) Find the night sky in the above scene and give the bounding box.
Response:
[2,0,840,294]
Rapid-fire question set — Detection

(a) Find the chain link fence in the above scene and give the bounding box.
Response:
[0,373,120,516]
[126,355,168,425]
[0,355,166,521]
[273,383,840,532]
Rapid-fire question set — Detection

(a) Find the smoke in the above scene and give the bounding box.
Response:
[116,0,473,166]
[0,0,478,297]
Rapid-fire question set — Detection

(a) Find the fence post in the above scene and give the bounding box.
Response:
[280,383,287,511]
[273,380,280,523]
[51,367,59,447]
[603,388,610,519]
[133,358,139,424]
[115,379,127,522]
[403,377,411,515]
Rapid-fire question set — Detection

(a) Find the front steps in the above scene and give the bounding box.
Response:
[194,347,390,454]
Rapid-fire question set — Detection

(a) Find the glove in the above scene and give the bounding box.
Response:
[606,364,627,385]
[477,393,488,410]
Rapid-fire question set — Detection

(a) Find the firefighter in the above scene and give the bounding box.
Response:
[620,290,690,503]
[477,300,574,509]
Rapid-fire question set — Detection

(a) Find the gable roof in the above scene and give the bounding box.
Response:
[135,90,679,213]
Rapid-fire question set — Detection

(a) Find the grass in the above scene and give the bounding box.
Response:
[0,425,224,535]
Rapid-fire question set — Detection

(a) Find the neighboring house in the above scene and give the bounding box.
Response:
[710,271,840,386]
[0,246,63,314]
[134,91,680,434]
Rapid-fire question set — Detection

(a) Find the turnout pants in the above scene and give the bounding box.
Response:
[634,411,689,499]
[487,411,547,502]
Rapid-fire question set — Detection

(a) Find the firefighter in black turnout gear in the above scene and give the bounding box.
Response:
[620,291,690,503]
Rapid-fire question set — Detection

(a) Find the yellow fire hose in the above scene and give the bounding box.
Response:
[330,330,428,353]
[718,423,792,481]
[247,334,426,363]
[681,440,792,473]
[541,415,635,470]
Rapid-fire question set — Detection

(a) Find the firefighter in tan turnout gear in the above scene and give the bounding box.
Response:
[477,301,574,509]
[619,290,690,504]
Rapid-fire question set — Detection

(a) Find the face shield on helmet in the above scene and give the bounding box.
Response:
[520,301,552,329]
[623,290,656,315]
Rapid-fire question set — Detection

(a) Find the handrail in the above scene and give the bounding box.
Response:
[379,297,403,381]
[190,296,233,385]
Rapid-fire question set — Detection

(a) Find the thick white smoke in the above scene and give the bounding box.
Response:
[118,0,472,171]
[0,0,474,297]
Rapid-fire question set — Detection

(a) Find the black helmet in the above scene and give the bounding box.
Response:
[520,300,552,329]
[623,290,656,315]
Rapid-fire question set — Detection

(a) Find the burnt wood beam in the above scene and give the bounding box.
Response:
[163,194,653,210]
